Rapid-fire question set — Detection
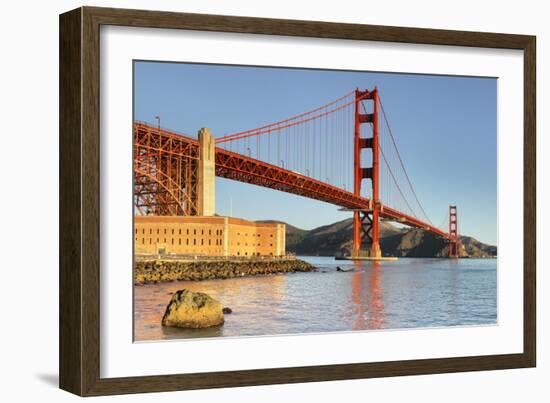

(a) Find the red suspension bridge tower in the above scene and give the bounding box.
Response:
[353,88,381,258]
[352,88,460,259]
[448,205,460,258]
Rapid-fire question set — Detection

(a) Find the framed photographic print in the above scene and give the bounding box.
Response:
[59,6,536,396]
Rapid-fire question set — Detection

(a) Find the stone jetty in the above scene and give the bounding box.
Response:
[134,258,315,285]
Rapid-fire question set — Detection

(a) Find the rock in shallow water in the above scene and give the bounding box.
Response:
[161,289,224,328]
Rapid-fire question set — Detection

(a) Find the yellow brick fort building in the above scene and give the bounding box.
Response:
[134,216,285,257]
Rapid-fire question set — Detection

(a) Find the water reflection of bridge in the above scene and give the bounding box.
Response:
[351,262,385,330]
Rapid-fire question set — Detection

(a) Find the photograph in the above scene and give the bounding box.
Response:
[132,61,498,342]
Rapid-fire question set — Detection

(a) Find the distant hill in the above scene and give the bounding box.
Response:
[257,218,496,258]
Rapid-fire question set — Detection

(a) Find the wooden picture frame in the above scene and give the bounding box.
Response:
[59,6,536,396]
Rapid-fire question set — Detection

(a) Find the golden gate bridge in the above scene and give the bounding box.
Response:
[133,88,460,258]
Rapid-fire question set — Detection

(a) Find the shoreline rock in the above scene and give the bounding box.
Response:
[134,258,316,285]
[162,289,224,328]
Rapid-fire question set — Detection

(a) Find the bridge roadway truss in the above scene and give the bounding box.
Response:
[133,120,453,251]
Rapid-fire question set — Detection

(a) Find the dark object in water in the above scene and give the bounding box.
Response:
[336,266,353,272]
[222,307,233,314]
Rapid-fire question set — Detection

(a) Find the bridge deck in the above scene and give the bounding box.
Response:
[134,122,450,240]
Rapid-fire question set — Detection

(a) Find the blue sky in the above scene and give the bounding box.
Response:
[134,61,497,245]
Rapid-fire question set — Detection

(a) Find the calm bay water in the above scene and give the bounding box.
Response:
[134,257,497,341]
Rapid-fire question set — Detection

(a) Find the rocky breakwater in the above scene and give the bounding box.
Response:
[162,289,224,328]
[134,258,315,285]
